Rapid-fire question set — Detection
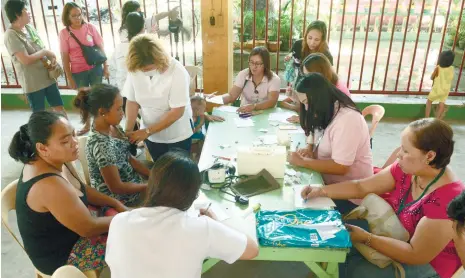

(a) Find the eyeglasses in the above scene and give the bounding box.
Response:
[254,89,259,94]
[249,61,264,67]
[70,14,82,19]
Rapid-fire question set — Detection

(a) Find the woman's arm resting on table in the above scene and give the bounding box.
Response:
[100,165,147,194]
[289,152,349,175]
[301,166,396,200]
[222,86,242,105]
[41,177,113,237]
[254,91,279,110]
[129,156,150,178]
[85,186,128,212]
[239,236,259,260]
[369,217,455,265]
[279,100,299,112]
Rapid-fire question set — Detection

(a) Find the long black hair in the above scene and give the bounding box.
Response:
[119,1,141,32]
[295,73,359,136]
[9,111,65,164]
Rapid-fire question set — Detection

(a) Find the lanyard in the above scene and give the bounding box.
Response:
[396,167,446,215]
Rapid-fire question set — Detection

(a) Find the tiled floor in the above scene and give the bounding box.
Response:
[1,110,464,278]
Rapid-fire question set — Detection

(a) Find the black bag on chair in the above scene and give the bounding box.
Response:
[67,26,107,66]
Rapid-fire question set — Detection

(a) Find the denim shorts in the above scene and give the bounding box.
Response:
[26,83,64,112]
[72,65,103,88]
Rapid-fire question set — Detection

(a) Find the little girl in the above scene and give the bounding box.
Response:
[190,95,206,141]
[425,50,455,119]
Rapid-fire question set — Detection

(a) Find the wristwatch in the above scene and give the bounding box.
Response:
[145,127,151,135]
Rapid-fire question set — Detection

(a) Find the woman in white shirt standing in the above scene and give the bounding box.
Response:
[106,150,259,278]
[123,34,193,161]
[213,46,281,113]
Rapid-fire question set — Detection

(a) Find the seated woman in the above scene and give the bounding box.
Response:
[448,191,465,268]
[288,73,372,188]
[8,111,127,275]
[74,84,149,206]
[106,150,259,277]
[300,118,464,278]
[282,53,351,117]
[211,46,280,113]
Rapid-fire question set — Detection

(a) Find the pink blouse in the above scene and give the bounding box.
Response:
[382,162,463,278]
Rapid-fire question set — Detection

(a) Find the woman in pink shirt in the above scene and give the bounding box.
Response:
[288,73,372,186]
[282,53,350,122]
[300,118,464,278]
[59,2,108,135]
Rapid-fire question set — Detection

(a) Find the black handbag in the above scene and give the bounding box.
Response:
[66,26,107,66]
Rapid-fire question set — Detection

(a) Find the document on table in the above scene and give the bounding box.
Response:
[269,112,298,123]
[278,94,289,102]
[234,117,254,128]
[206,95,224,105]
[188,203,231,221]
[215,106,238,113]
[293,185,336,210]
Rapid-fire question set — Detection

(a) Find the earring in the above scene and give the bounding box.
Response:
[425,160,430,165]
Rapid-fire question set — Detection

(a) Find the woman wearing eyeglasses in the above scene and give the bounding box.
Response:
[210,47,280,113]
[59,2,109,135]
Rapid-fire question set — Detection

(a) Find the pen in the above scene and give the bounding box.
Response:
[207,91,218,99]
[203,203,212,215]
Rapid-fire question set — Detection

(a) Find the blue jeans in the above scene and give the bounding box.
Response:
[26,83,64,112]
[72,65,103,88]
[144,137,192,162]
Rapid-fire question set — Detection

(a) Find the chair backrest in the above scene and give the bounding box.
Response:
[185,66,202,97]
[1,179,25,250]
[78,136,91,185]
[452,267,464,278]
[362,104,386,138]
[52,266,87,278]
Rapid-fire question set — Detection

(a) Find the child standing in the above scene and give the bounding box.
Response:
[190,95,206,160]
[425,50,455,119]
[190,95,206,141]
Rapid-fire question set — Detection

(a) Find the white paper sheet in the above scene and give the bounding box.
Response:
[189,203,230,221]
[278,94,290,102]
[259,135,278,145]
[206,95,224,105]
[234,118,254,128]
[269,112,298,123]
[215,106,238,113]
[293,185,336,209]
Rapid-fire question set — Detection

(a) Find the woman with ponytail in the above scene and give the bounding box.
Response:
[73,84,148,206]
[9,111,127,275]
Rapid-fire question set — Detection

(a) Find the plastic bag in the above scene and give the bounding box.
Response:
[256,209,352,249]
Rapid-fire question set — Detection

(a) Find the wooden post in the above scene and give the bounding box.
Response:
[201,0,233,111]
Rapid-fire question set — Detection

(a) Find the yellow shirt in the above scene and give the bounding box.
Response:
[428,66,455,102]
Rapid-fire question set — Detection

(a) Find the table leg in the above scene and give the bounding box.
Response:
[202,258,220,274]
[304,261,339,278]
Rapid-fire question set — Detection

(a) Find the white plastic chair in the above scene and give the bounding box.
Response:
[78,136,91,185]
[185,66,202,96]
[52,266,87,278]
[362,104,386,149]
